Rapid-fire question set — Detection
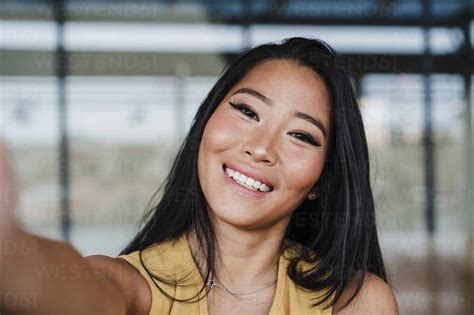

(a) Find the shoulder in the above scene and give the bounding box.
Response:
[332,272,399,315]
[85,254,151,315]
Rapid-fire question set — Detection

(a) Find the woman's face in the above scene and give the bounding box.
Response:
[198,59,331,231]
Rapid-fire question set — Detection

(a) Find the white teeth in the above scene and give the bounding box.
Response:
[238,174,247,184]
[245,177,254,186]
[225,166,272,192]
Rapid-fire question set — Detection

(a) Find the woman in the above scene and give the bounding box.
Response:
[0,37,398,314]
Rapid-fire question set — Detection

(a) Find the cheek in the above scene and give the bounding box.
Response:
[283,153,325,192]
[198,110,242,200]
[201,110,241,152]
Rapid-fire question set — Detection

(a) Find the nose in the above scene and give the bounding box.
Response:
[241,129,278,166]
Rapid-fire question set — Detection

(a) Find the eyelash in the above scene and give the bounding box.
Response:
[229,101,321,147]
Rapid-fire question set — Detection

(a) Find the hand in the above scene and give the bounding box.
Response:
[0,141,17,244]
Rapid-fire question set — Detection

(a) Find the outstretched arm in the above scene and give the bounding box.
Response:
[0,142,127,315]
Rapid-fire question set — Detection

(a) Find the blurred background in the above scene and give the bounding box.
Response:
[0,0,472,314]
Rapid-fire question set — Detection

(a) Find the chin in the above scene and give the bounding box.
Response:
[208,206,279,231]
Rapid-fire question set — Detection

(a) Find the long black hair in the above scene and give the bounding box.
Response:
[120,37,387,310]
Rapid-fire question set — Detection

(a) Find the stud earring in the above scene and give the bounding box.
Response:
[307,191,318,200]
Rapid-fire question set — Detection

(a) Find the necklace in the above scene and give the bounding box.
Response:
[197,237,285,299]
[206,273,278,297]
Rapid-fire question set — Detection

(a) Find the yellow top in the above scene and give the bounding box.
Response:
[118,232,333,315]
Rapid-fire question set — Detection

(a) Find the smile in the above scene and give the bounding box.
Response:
[223,165,273,192]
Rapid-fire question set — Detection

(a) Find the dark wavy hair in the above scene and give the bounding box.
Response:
[120,37,387,311]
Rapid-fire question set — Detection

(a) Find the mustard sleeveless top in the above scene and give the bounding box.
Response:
[118,232,333,315]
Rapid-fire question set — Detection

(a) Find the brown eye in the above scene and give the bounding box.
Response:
[289,131,321,147]
[229,102,259,121]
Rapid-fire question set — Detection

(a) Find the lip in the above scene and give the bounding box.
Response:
[222,166,271,198]
[223,162,274,188]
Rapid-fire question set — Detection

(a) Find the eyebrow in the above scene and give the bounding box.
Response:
[232,87,328,139]
[291,110,327,139]
[233,87,273,106]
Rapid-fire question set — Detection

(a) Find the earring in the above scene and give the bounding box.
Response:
[307,191,318,200]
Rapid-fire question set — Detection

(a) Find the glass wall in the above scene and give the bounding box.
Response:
[1,1,472,313]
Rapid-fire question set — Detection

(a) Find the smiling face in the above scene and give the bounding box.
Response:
[197,59,331,232]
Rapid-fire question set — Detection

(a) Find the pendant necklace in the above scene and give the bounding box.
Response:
[206,274,278,297]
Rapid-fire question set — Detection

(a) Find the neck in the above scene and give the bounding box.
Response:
[187,216,290,291]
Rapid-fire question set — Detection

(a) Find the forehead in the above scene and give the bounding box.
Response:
[228,59,331,123]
